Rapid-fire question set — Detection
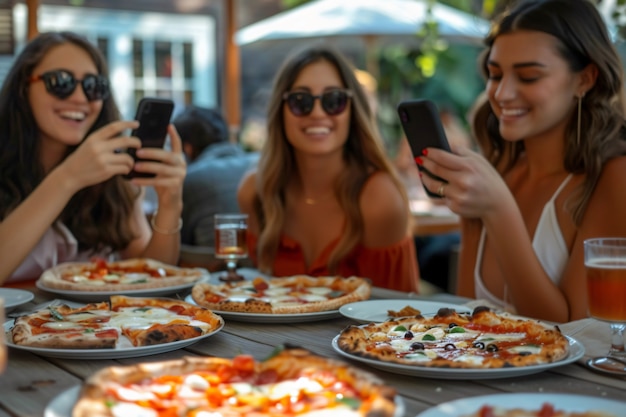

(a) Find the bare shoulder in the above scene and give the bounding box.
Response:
[360,171,409,247]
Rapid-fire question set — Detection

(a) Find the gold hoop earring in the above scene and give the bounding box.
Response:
[577,92,585,147]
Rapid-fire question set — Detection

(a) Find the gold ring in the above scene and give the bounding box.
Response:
[437,183,447,198]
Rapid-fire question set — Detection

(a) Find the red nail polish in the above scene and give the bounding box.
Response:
[414,157,423,165]
[422,149,428,156]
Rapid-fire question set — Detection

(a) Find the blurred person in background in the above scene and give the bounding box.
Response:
[174,105,258,248]
[238,44,420,292]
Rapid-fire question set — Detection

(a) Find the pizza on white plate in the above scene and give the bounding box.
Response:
[463,403,616,417]
[336,306,570,369]
[72,346,398,417]
[191,275,371,314]
[9,295,223,349]
[38,258,206,292]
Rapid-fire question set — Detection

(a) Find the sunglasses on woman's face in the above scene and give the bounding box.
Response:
[282,89,352,117]
[29,69,110,102]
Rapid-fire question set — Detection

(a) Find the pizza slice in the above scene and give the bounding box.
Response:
[11,302,118,349]
[109,295,224,347]
[9,296,224,350]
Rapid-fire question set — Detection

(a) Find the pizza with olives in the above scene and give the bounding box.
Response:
[191,275,371,314]
[336,307,570,369]
[72,347,398,417]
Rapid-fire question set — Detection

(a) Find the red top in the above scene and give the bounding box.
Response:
[247,233,420,293]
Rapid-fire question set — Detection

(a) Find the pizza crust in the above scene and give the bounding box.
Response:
[72,347,397,417]
[191,275,371,314]
[336,307,570,369]
[10,296,223,350]
[39,258,205,292]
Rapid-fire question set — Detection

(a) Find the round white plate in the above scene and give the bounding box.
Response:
[4,317,224,360]
[35,270,210,303]
[339,299,472,324]
[0,288,34,312]
[45,386,407,417]
[332,335,585,380]
[415,392,626,416]
[184,294,341,323]
[44,385,80,417]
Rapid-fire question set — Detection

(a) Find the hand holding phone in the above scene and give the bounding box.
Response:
[125,97,175,179]
[397,99,451,198]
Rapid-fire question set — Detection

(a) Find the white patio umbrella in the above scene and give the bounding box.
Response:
[235,0,489,46]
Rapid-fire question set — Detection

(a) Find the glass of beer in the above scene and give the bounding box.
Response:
[214,213,248,282]
[584,238,626,361]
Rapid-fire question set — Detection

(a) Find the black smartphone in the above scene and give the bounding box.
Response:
[125,97,175,179]
[397,99,451,198]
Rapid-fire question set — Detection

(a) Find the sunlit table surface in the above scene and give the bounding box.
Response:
[1,284,625,417]
[411,199,460,237]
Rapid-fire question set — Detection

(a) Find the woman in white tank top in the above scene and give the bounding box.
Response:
[416,0,626,322]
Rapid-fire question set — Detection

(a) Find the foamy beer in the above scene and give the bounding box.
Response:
[214,214,248,260]
[584,238,626,322]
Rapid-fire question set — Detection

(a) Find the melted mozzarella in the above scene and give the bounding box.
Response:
[111,403,157,417]
[508,345,542,354]
[108,307,210,331]
[42,321,84,330]
[477,333,525,342]
[453,354,484,365]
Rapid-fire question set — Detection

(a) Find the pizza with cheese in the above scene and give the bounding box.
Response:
[72,347,398,417]
[463,403,616,417]
[38,258,205,292]
[191,275,371,314]
[10,295,223,349]
[336,306,570,369]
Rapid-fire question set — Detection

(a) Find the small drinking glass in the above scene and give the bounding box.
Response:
[214,213,248,282]
[584,238,626,374]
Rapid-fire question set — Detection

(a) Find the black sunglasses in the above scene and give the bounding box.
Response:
[29,69,110,102]
[282,89,352,116]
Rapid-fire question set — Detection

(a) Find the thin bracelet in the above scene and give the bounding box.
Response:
[150,213,183,235]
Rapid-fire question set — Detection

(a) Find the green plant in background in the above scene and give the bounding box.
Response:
[277,0,626,155]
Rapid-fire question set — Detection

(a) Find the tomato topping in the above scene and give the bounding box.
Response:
[539,402,557,417]
[233,354,256,373]
[252,277,269,291]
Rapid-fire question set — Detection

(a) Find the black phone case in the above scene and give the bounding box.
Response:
[397,99,451,198]
[125,97,174,179]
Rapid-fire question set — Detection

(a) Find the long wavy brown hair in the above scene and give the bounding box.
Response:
[473,0,626,224]
[0,31,138,255]
[254,45,408,274]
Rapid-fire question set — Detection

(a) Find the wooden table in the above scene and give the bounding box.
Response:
[411,200,460,237]
[1,286,625,417]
